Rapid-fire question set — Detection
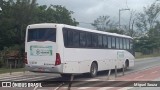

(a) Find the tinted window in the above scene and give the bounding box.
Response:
[112,37,116,48]
[63,29,68,46]
[28,28,56,42]
[123,39,126,49]
[130,39,133,50]
[86,32,92,47]
[103,35,107,48]
[62,27,131,50]
[68,30,73,46]
[92,34,98,47]
[73,31,79,47]
[80,32,86,47]
[116,38,119,49]
[108,37,111,48]
[98,35,103,48]
[120,38,123,49]
[126,39,130,49]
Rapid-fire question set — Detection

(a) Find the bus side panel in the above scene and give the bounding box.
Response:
[62,48,135,74]
[63,62,80,73]
[62,48,126,74]
[124,50,135,67]
[63,48,92,74]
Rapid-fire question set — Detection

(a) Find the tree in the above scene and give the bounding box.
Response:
[127,10,136,37]
[92,15,112,31]
[107,29,124,34]
[148,21,160,49]
[135,2,160,36]
[92,15,123,34]
[134,36,155,54]
[134,2,160,54]
[0,0,79,50]
[34,5,79,25]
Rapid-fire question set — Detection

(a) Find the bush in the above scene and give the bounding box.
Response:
[0,60,2,68]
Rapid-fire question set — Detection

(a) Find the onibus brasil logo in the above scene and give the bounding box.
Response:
[1,82,42,88]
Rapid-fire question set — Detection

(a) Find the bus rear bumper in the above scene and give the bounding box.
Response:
[25,64,63,73]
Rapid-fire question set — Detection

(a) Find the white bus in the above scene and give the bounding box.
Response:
[25,23,134,77]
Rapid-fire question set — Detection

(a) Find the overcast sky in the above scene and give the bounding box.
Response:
[38,0,156,29]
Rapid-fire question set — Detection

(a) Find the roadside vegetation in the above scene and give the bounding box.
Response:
[135,53,160,59]
[0,68,24,74]
[0,0,78,69]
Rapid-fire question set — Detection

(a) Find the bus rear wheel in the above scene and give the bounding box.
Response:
[90,62,98,78]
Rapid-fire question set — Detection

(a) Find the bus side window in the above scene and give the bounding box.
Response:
[86,32,92,47]
[73,30,80,47]
[63,29,68,47]
[123,38,126,49]
[126,39,130,49]
[130,39,133,50]
[112,37,116,49]
[103,35,108,48]
[80,31,86,47]
[108,36,111,48]
[98,35,103,48]
[116,37,119,49]
[120,38,123,49]
[68,29,73,47]
[92,33,98,48]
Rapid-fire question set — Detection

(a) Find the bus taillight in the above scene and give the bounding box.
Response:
[55,53,61,65]
[24,52,28,64]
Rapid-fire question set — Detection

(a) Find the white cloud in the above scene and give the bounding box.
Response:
[38,0,155,29]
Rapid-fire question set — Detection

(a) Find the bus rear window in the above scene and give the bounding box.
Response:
[27,28,56,42]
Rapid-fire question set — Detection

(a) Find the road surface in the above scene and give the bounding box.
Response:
[0,57,160,90]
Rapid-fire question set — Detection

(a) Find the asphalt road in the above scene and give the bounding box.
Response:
[0,57,160,90]
[126,57,160,74]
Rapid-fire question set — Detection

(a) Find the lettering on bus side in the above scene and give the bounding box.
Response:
[117,51,124,59]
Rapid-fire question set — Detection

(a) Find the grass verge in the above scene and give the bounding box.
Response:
[135,53,160,59]
[0,68,24,74]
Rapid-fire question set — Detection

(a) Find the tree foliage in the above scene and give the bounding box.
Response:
[135,2,160,36]
[92,15,119,31]
[134,2,160,54]
[92,2,160,54]
[92,15,110,31]
[91,15,125,34]
[0,0,78,50]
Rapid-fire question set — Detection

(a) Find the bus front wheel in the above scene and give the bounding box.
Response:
[90,62,98,78]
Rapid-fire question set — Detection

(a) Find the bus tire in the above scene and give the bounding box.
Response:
[90,62,98,78]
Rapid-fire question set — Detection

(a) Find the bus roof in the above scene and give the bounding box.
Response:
[28,23,133,39]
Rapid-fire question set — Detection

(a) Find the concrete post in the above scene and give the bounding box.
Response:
[68,74,74,90]
[122,64,125,76]
[10,64,12,75]
[115,65,117,77]
[107,69,111,80]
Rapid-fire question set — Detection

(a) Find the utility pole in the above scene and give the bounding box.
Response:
[0,7,2,12]
[119,9,130,29]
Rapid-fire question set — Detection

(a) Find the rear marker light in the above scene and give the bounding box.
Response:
[55,53,61,65]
